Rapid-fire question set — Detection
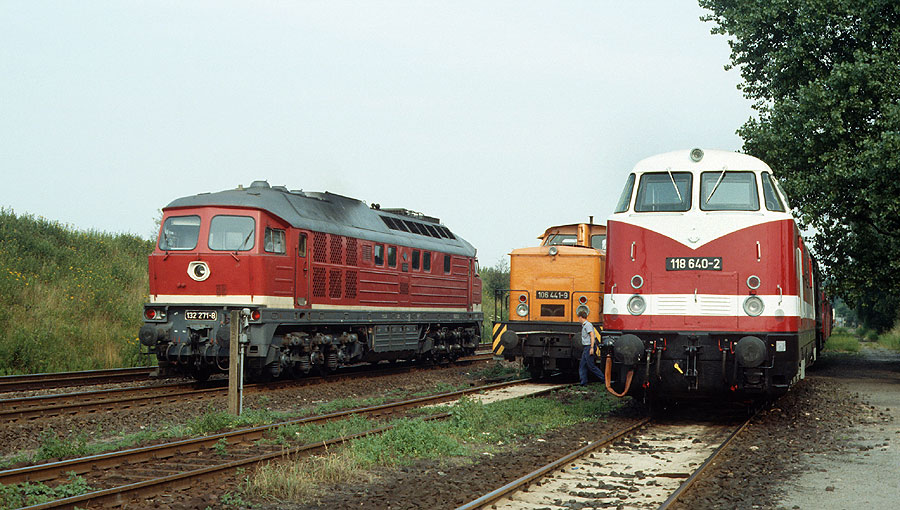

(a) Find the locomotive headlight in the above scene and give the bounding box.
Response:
[690,148,704,162]
[144,308,166,321]
[576,304,590,317]
[516,303,529,317]
[631,275,644,289]
[627,295,646,315]
[747,275,761,290]
[187,261,211,282]
[548,246,559,256]
[743,295,765,316]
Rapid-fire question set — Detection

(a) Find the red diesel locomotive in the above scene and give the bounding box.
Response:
[139,181,483,380]
[601,149,831,403]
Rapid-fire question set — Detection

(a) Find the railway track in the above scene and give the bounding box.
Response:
[457,413,754,509]
[0,367,156,393]
[1,378,565,509]
[0,352,495,423]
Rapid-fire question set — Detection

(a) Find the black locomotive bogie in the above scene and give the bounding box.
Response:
[141,304,481,380]
[494,321,584,378]
[603,330,816,401]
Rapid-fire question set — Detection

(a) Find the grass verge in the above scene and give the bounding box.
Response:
[824,327,860,353]
[245,385,619,503]
[877,324,900,351]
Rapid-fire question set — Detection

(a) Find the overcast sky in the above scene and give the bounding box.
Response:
[1,1,752,267]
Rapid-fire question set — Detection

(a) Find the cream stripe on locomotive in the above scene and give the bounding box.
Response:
[604,293,815,320]
[149,294,295,307]
[149,294,469,313]
[310,303,471,312]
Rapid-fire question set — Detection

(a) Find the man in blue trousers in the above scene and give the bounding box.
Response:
[577,308,605,386]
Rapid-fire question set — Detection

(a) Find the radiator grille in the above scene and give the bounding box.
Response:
[345,238,358,266]
[313,233,327,263]
[345,270,357,299]
[312,267,326,297]
[329,269,342,299]
[329,235,343,265]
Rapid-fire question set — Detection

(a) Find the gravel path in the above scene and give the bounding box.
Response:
[777,345,900,509]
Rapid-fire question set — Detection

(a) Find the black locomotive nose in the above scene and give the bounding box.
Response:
[735,336,767,367]
[500,330,519,350]
[139,324,158,347]
[613,334,644,366]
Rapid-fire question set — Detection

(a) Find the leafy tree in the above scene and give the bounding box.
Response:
[700,0,900,330]
[479,257,510,299]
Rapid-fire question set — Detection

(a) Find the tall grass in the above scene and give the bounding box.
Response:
[0,209,154,374]
[877,323,900,351]
[824,327,860,353]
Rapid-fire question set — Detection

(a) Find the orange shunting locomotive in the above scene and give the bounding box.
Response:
[492,222,606,378]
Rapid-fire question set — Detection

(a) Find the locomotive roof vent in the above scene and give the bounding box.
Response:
[249,180,271,189]
[382,208,441,224]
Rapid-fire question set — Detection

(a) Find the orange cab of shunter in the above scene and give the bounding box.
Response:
[492,221,606,378]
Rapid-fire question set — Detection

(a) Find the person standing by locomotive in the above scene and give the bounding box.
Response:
[577,308,605,385]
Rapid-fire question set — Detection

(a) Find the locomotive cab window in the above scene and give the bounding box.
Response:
[208,215,255,251]
[545,234,576,246]
[591,234,607,250]
[264,228,286,254]
[634,172,692,212]
[374,244,384,266]
[412,249,421,270]
[298,234,307,257]
[614,173,636,213]
[423,251,431,272]
[443,254,451,274]
[159,215,200,251]
[761,172,786,212]
[772,177,792,210]
[387,246,397,267]
[700,171,760,211]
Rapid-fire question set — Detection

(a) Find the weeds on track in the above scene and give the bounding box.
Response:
[0,472,93,508]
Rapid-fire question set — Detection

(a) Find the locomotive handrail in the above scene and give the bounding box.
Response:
[492,288,530,322]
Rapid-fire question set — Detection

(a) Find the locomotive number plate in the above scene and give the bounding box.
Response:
[666,257,722,271]
[536,290,570,300]
[185,310,217,321]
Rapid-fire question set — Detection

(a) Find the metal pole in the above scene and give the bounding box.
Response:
[228,310,241,415]
[238,343,244,414]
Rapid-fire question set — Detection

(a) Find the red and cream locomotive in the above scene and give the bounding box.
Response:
[139,181,483,380]
[602,149,831,402]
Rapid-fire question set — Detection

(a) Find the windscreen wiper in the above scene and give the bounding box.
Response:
[706,168,727,203]
[666,167,683,203]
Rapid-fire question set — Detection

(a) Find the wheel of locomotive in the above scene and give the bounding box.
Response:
[645,390,673,418]
[528,363,544,380]
[191,366,211,382]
